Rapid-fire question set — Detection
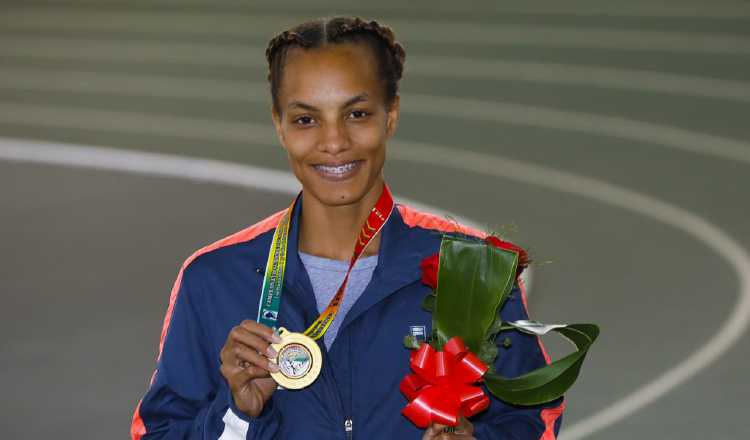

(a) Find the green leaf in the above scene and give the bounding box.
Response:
[433,236,518,353]
[483,324,600,405]
[429,235,600,407]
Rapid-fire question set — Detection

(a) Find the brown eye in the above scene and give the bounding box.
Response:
[293,116,314,126]
[348,110,370,120]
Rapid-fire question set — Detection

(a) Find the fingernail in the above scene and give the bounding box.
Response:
[266,346,278,358]
[271,332,282,343]
[268,361,280,372]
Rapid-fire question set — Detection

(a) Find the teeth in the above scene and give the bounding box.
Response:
[314,161,358,174]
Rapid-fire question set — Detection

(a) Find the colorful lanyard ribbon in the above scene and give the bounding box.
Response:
[257,183,395,340]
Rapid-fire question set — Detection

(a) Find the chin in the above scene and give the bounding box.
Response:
[304,174,378,208]
[312,185,366,207]
[296,161,383,207]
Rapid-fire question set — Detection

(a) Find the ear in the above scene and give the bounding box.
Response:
[271,107,286,148]
[385,94,400,138]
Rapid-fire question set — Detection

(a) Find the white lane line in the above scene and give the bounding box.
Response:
[364,2,750,18]
[4,59,750,103]
[390,140,750,440]
[12,1,748,19]
[2,17,750,55]
[0,37,260,66]
[405,94,750,166]
[0,136,534,288]
[0,136,523,284]
[0,102,268,144]
[0,137,473,230]
[0,68,266,101]
[0,138,292,194]
[411,57,750,103]
[1,137,749,439]
[1,92,749,168]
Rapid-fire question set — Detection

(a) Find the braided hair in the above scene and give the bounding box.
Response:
[265,16,406,115]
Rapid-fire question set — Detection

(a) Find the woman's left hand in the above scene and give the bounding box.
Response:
[421,416,475,439]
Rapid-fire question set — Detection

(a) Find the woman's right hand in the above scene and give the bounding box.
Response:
[220,320,282,418]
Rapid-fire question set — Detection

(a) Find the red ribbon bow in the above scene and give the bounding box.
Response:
[400,336,490,428]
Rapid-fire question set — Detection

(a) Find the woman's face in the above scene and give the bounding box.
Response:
[271,42,400,208]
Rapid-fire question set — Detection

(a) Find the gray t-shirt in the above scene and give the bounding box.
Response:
[298,251,378,350]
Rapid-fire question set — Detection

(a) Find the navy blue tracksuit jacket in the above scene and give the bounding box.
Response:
[131,199,564,439]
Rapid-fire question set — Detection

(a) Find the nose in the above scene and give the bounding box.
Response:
[319,120,350,154]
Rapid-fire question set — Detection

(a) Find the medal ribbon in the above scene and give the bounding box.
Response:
[257,183,394,341]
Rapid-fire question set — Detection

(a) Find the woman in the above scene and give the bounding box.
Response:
[131,17,563,440]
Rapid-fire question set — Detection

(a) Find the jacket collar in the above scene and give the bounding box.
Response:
[276,190,430,331]
[341,201,427,329]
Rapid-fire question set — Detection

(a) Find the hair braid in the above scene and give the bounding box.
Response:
[331,17,406,81]
[265,16,406,115]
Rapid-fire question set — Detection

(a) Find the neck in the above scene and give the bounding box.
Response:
[298,180,385,261]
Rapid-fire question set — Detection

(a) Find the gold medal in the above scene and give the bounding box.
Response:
[269,327,322,389]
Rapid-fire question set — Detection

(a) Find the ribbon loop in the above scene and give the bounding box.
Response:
[400,336,489,428]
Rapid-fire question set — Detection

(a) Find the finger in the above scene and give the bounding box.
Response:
[220,361,273,388]
[455,417,473,435]
[226,326,278,358]
[438,427,456,439]
[445,433,475,439]
[421,425,438,440]
[239,320,282,343]
[424,423,445,437]
[232,343,280,373]
[430,423,447,433]
[429,423,463,440]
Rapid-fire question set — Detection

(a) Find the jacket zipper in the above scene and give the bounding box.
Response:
[345,330,354,440]
[319,340,350,440]
[289,282,351,439]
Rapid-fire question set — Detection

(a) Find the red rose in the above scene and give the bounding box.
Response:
[420,253,439,289]
[419,236,530,289]
[485,236,530,278]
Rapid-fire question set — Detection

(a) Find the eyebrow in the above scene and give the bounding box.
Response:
[287,93,370,111]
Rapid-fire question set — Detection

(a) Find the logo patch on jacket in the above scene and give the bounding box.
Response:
[409,325,427,342]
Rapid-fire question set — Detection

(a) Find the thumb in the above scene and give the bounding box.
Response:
[422,423,446,439]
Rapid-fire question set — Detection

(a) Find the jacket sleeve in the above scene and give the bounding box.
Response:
[130,262,282,440]
[471,281,565,440]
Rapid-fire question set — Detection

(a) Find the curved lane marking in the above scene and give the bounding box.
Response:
[1,137,748,439]
[2,22,750,58]
[4,60,750,103]
[411,57,750,103]
[405,93,750,165]
[7,2,747,19]
[389,139,750,440]
[1,94,749,167]
[1,4,748,437]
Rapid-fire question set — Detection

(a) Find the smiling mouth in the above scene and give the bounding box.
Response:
[312,160,363,180]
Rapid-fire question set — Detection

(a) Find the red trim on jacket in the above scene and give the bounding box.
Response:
[397,204,487,238]
[518,278,552,364]
[156,208,286,361]
[131,400,146,440]
[130,209,286,440]
[540,400,566,440]
[518,277,565,439]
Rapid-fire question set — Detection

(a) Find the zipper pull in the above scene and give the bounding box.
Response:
[344,419,353,440]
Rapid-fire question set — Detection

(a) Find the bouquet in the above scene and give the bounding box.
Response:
[400,234,599,428]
